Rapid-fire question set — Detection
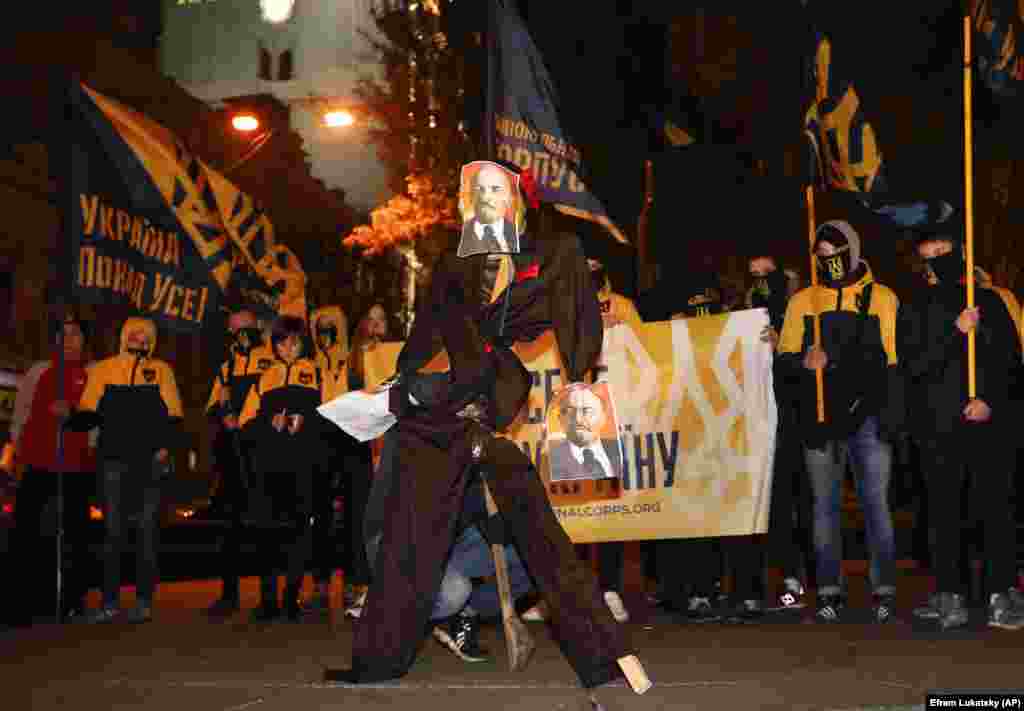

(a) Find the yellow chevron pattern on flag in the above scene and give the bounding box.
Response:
[81,85,234,292]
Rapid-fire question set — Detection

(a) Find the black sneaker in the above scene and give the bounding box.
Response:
[872,593,897,624]
[432,613,490,663]
[767,577,807,612]
[815,594,843,623]
[724,599,764,624]
[685,596,721,623]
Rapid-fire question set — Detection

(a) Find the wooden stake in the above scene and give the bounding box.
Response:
[806,185,826,422]
[964,14,977,398]
[481,477,536,671]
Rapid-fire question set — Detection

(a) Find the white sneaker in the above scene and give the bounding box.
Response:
[604,591,629,623]
[520,602,548,622]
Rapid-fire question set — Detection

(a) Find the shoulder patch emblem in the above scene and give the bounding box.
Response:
[142,369,156,383]
[257,359,272,370]
[299,372,313,385]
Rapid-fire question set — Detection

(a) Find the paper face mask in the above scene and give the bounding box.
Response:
[457,161,524,257]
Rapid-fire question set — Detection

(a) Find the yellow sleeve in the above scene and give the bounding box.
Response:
[238,377,262,428]
[159,363,184,419]
[77,360,109,413]
[997,288,1022,343]
[206,363,227,413]
[777,291,808,355]
[878,290,899,365]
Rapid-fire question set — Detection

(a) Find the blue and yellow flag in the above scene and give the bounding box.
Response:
[971,0,1024,99]
[64,81,304,332]
[803,27,951,228]
[485,0,628,244]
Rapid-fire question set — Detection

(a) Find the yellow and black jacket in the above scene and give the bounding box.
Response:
[975,267,1023,350]
[778,264,901,443]
[310,305,349,402]
[206,342,276,420]
[238,355,325,472]
[73,318,183,461]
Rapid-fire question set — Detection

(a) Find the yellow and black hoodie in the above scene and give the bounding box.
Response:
[73,318,183,462]
[206,341,276,420]
[778,262,901,442]
[238,348,325,474]
[309,305,349,402]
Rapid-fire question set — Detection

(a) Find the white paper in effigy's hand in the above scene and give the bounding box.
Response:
[317,389,396,442]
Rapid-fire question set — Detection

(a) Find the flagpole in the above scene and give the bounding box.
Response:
[963,13,977,398]
[806,185,825,423]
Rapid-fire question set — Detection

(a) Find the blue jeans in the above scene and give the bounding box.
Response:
[431,525,533,620]
[804,416,895,596]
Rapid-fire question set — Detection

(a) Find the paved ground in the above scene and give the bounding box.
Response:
[3,565,1024,711]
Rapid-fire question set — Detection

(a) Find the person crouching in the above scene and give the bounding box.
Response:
[239,315,324,622]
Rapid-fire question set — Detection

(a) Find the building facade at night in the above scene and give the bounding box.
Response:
[159,0,391,212]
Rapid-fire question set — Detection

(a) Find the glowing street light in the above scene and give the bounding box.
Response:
[260,0,295,24]
[323,110,354,128]
[232,114,260,132]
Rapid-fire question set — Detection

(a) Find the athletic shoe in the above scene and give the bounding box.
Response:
[937,592,969,630]
[124,603,152,624]
[724,598,764,624]
[767,577,807,612]
[83,605,118,624]
[685,596,721,623]
[604,591,629,623]
[912,593,940,620]
[988,591,1024,631]
[872,593,897,624]
[814,594,843,623]
[432,612,490,663]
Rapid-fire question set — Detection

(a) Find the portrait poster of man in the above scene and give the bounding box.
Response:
[457,160,524,257]
[545,382,624,482]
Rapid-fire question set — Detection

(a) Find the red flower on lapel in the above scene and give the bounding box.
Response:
[516,262,540,283]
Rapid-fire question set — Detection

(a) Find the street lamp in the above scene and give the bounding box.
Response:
[232,114,260,132]
[323,110,354,128]
[260,0,295,24]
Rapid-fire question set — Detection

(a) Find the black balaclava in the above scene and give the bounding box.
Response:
[750,268,788,331]
[814,220,861,286]
[924,241,964,287]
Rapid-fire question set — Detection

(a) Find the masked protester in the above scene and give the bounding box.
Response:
[238,315,326,622]
[777,220,903,624]
[899,232,1024,630]
[717,255,810,621]
[204,305,275,620]
[67,318,184,624]
[4,315,97,625]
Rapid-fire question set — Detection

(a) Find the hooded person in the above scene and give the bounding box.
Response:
[777,219,903,625]
[239,314,326,622]
[4,314,97,625]
[67,317,183,624]
[898,229,1024,630]
[325,160,648,694]
[203,304,276,620]
[306,304,365,615]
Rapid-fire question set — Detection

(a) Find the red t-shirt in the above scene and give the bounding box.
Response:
[18,357,95,472]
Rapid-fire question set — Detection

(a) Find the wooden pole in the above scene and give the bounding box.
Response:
[806,185,825,422]
[964,14,977,398]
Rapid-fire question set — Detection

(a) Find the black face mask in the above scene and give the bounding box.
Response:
[751,270,788,323]
[232,327,263,354]
[816,248,853,285]
[317,325,338,348]
[590,268,607,292]
[925,250,963,286]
